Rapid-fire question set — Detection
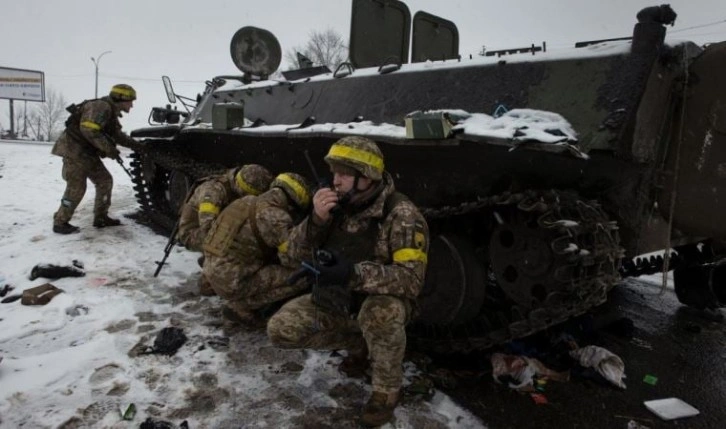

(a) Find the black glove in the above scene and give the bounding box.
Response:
[315,251,353,288]
[107,146,121,159]
[310,250,355,316]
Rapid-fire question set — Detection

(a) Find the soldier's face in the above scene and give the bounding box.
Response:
[332,171,372,194]
[118,100,134,113]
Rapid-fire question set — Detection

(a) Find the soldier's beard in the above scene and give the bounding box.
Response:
[342,180,383,210]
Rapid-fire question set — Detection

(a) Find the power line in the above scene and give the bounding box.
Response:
[670,18,726,33]
[670,30,726,39]
[99,72,205,84]
[41,72,212,84]
[48,73,92,78]
[518,21,726,51]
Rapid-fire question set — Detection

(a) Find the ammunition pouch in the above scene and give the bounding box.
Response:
[63,99,118,150]
[203,196,254,257]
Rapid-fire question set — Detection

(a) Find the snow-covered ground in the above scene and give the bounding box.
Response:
[0,141,484,428]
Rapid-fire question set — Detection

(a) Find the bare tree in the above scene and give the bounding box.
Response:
[1,108,25,139]
[26,111,44,141]
[2,110,9,133]
[15,109,26,137]
[284,28,348,71]
[32,88,68,141]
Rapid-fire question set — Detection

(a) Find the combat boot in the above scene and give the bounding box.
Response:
[361,390,400,427]
[222,303,265,328]
[53,222,80,234]
[93,215,122,228]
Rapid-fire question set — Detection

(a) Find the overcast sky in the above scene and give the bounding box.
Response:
[1,0,724,133]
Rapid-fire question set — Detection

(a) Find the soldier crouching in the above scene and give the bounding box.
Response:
[266,136,429,427]
[177,164,273,296]
[202,173,313,324]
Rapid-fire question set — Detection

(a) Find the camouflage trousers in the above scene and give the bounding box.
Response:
[267,293,411,394]
[53,156,113,224]
[204,259,309,312]
[177,225,205,252]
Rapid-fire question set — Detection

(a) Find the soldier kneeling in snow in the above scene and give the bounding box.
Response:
[201,172,313,324]
[177,164,273,295]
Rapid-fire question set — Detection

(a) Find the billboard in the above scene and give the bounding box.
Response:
[0,66,45,102]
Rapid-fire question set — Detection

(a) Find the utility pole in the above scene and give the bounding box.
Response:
[9,99,15,138]
[91,50,112,98]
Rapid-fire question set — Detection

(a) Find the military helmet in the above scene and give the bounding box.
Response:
[324,136,384,181]
[109,84,137,101]
[234,164,274,196]
[271,172,312,208]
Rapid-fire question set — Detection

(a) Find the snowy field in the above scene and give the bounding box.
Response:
[0,140,484,428]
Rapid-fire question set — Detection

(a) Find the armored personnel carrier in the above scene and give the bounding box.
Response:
[123,0,726,353]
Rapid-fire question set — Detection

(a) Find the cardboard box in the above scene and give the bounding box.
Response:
[21,283,63,305]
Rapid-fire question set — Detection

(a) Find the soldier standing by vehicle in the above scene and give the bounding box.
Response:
[51,84,137,234]
[202,172,313,323]
[177,164,273,295]
[266,137,429,427]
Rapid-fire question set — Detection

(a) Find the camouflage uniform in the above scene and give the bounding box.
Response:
[268,170,429,395]
[177,165,273,252]
[202,175,311,315]
[51,96,135,226]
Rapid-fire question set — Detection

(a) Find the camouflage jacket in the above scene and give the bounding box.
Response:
[203,187,302,277]
[51,96,135,160]
[177,169,239,251]
[287,172,429,300]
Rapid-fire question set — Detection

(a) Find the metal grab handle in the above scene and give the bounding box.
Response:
[334,62,355,79]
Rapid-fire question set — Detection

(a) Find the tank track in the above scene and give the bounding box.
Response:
[410,189,624,354]
[128,146,224,230]
[620,252,685,278]
[619,241,715,278]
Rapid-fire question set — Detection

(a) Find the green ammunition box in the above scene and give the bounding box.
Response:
[405,111,467,139]
[212,103,246,130]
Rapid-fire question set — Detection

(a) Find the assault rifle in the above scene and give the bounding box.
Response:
[114,155,134,179]
[153,176,203,277]
[287,249,354,317]
[154,220,180,277]
[287,249,334,285]
[99,131,134,180]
